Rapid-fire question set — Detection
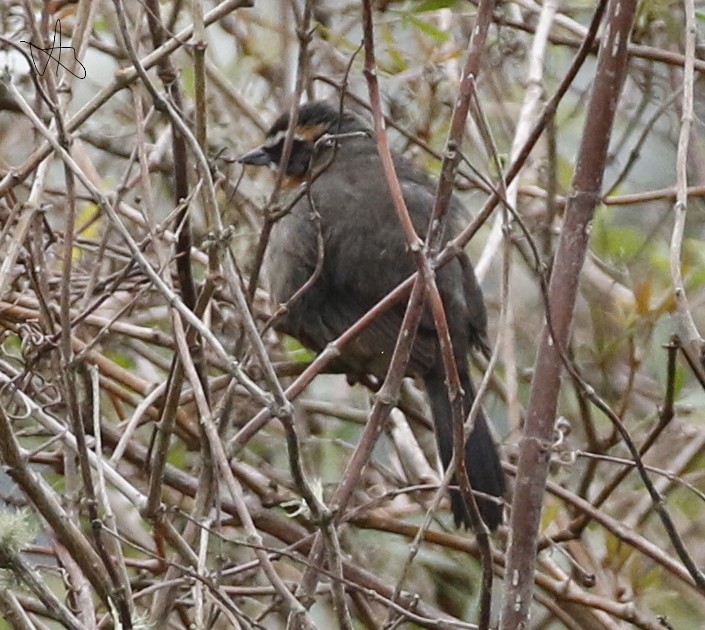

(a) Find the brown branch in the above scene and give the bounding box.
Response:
[0,406,116,614]
[500,1,639,626]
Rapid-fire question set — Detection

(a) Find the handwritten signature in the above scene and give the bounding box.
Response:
[20,19,86,80]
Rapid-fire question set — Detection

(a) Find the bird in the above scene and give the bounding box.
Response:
[239,100,505,530]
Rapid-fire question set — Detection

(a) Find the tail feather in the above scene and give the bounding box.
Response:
[424,367,505,529]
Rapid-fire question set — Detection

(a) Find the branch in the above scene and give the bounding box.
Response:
[500,0,638,626]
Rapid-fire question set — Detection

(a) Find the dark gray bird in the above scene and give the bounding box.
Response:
[240,101,505,529]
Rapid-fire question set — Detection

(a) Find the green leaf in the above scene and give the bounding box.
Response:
[284,336,316,363]
[412,0,457,12]
[406,14,450,43]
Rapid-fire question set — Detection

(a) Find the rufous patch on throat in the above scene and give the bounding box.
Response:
[295,122,329,142]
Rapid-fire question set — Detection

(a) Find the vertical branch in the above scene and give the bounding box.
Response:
[475,0,557,282]
[427,0,495,233]
[475,0,557,436]
[500,1,637,627]
[670,0,705,372]
[360,1,496,626]
[142,0,198,314]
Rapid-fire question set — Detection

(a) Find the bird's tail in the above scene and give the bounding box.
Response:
[423,366,505,529]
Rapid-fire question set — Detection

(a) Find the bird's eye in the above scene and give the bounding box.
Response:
[264,129,287,151]
[261,133,315,177]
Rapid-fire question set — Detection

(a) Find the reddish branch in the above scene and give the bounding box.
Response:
[499,0,638,626]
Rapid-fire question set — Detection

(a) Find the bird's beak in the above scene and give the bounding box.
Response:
[237,146,271,166]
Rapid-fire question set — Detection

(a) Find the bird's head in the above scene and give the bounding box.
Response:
[238,101,369,181]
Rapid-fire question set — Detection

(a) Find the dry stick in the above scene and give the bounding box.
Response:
[678,337,705,390]
[8,19,91,621]
[367,0,478,624]
[360,0,451,429]
[499,1,638,627]
[456,33,620,630]
[60,413,99,630]
[671,0,705,370]
[475,0,556,438]
[0,207,35,300]
[192,2,207,153]
[0,542,85,630]
[510,180,705,208]
[282,413,354,630]
[361,1,498,628]
[0,592,37,630]
[140,0,201,333]
[0,405,116,614]
[605,183,705,206]
[379,254,511,629]
[420,72,494,561]
[534,559,662,629]
[89,365,134,608]
[439,0,604,265]
[150,326,226,619]
[423,6,499,598]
